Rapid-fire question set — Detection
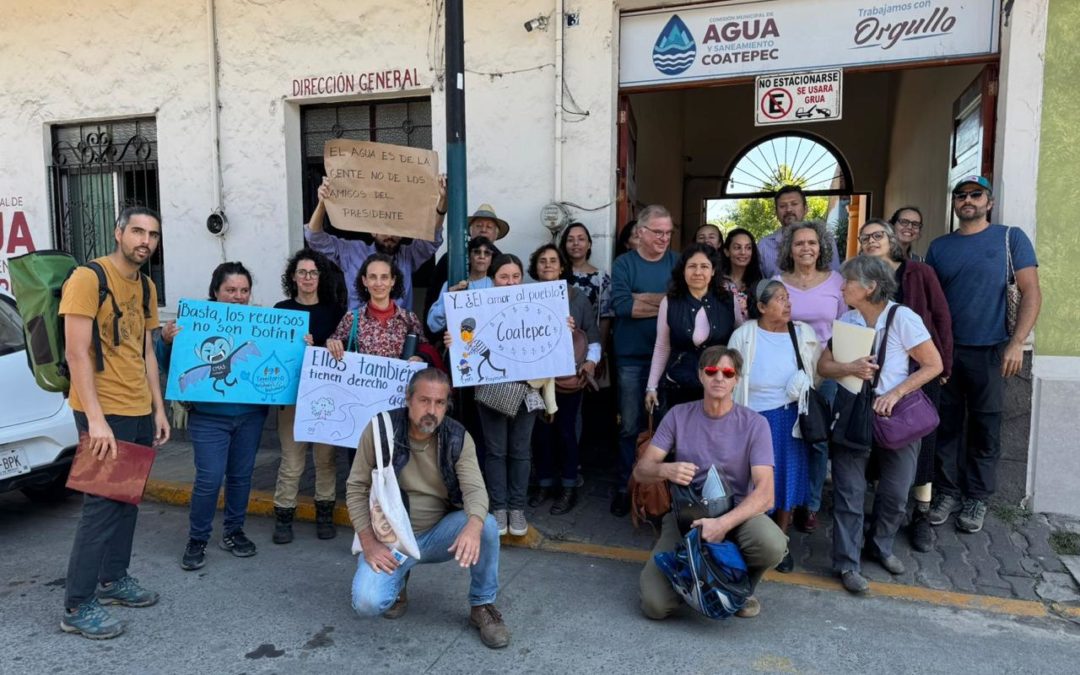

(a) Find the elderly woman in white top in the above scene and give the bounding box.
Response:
[728,279,820,574]
[817,255,942,595]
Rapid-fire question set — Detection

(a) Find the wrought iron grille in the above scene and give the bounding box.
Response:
[48,118,165,303]
[301,98,432,237]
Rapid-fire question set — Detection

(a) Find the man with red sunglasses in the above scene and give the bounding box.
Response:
[635,346,786,621]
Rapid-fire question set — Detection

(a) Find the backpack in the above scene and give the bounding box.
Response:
[8,250,150,394]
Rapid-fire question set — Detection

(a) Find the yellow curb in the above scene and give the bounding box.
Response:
[143,478,1059,621]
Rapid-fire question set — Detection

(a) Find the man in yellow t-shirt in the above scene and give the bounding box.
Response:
[58,206,170,640]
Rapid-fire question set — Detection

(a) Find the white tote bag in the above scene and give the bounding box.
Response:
[352,411,422,560]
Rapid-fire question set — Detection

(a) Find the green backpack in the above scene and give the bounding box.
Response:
[8,250,149,394]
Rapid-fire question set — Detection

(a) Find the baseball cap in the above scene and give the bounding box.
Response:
[952,175,992,194]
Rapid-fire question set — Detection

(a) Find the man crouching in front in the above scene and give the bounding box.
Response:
[635,346,787,620]
[346,368,509,648]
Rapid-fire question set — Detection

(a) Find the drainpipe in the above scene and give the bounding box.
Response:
[553,0,564,205]
[207,0,227,259]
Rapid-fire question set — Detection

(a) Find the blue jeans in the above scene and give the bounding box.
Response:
[806,379,838,512]
[187,409,268,541]
[351,511,501,615]
[616,358,650,490]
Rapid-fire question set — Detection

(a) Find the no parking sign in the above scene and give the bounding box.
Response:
[755,69,843,126]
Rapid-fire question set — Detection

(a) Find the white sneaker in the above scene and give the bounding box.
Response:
[493,510,508,536]
[508,510,528,537]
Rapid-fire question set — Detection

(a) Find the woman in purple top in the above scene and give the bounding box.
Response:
[777,220,846,535]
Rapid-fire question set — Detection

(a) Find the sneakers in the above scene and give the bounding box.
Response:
[469,603,510,649]
[910,508,933,552]
[220,529,257,557]
[840,570,869,595]
[493,510,508,536]
[876,554,906,575]
[96,575,159,607]
[508,510,528,537]
[61,598,124,640]
[315,500,337,540]
[735,595,761,618]
[928,493,961,526]
[956,498,988,533]
[182,539,208,570]
[273,506,295,545]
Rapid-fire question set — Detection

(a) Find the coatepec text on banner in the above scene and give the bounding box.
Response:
[444,280,575,388]
[322,139,440,240]
[293,348,425,449]
[165,300,309,405]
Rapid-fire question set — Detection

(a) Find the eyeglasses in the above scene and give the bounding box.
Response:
[703,365,737,379]
[858,231,887,245]
[896,218,923,230]
[471,249,493,257]
[953,190,985,202]
[640,226,673,239]
[295,269,320,279]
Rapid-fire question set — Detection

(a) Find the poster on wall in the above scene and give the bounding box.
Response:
[322,139,440,240]
[164,300,309,405]
[619,0,1000,88]
[292,348,425,449]
[444,280,575,388]
[0,196,37,294]
[755,69,843,126]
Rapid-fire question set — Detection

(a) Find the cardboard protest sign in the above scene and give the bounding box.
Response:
[293,348,425,449]
[322,139,440,240]
[165,300,309,405]
[444,280,576,387]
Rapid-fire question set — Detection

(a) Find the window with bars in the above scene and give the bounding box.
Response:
[48,118,165,303]
[301,98,432,238]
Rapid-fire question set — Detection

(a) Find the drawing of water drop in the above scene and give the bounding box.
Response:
[252,352,290,395]
[652,14,696,76]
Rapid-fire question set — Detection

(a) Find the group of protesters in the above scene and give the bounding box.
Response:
[57,173,1040,648]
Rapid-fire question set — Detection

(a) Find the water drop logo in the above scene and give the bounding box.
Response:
[652,14,696,76]
[251,352,290,398]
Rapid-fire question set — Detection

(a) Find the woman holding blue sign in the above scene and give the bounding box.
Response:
[271,249,348,545]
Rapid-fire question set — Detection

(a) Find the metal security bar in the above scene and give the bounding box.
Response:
[48,118,165,303]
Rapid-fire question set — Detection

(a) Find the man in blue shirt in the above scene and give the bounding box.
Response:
[926,176,1041,534]
[610,205,679,516]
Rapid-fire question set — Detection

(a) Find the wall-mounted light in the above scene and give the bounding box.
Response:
[523,15,549,32]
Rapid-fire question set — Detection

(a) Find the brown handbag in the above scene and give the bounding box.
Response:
[554,327,589,394]
[628,415,671,528]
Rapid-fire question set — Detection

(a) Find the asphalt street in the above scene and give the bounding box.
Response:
[2,491,1078,675]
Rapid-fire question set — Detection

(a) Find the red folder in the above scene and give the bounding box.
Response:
[66,434,157,505]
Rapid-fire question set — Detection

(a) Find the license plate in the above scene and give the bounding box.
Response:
[0,446,30,479]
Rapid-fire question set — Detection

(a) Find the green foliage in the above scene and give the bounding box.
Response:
[709,163,831,240]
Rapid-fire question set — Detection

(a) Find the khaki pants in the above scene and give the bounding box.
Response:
[639,511,787,620]
[273,406,337,508]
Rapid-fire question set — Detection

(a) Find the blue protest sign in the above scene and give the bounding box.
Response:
[164,299,309,404]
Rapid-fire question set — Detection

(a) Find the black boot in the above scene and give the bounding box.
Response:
[315,500,337,540]
[528,486,556,508]
[550,487,578,516]
[273,506,295,545]
[910,507,933,553]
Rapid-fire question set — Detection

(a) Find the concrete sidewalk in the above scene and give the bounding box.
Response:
[146,429,1080,620]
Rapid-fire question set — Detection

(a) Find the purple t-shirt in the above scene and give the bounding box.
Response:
[780,270,846,342]
[652,401,774,504]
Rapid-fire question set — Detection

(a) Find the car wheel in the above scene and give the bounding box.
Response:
[22,474,73,503]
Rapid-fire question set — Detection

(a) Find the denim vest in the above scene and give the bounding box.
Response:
[378,407,467,509]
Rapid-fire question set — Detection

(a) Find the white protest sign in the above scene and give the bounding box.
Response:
[756,69,842,126]
[293,347,425,449]
[444,280,575,388]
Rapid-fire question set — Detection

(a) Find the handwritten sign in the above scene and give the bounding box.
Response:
[165,299,309,405]
[444,280,575,387]
[293,348,425,448]
[322,139,439,240]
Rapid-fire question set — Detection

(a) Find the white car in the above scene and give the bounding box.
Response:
[0,291,79,500]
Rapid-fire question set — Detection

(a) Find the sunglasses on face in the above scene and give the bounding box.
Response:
[953,190,985,201]
[703,365,737,379]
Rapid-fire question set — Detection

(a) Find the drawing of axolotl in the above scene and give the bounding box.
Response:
[310,397,335,420]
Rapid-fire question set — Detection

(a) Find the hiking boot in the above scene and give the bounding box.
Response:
[910,509,933,553]
[181,539,207,570]
[493,510,508,536]
[220,529,257,557]
[96,575,159,608]
[550,487,578,516]
[469,604,510,649]
[383,587,408,620]
[735,595,761,618]
[528,486,556,508]
[508,510,528,537]
[775,550,794,573]
[315,500,337,540]
[956,498,987,534]
[273,506,295,545]
[877,554,905,575]
[928,493,961,526]
[61,598,124,640]
[841,570,869,595]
